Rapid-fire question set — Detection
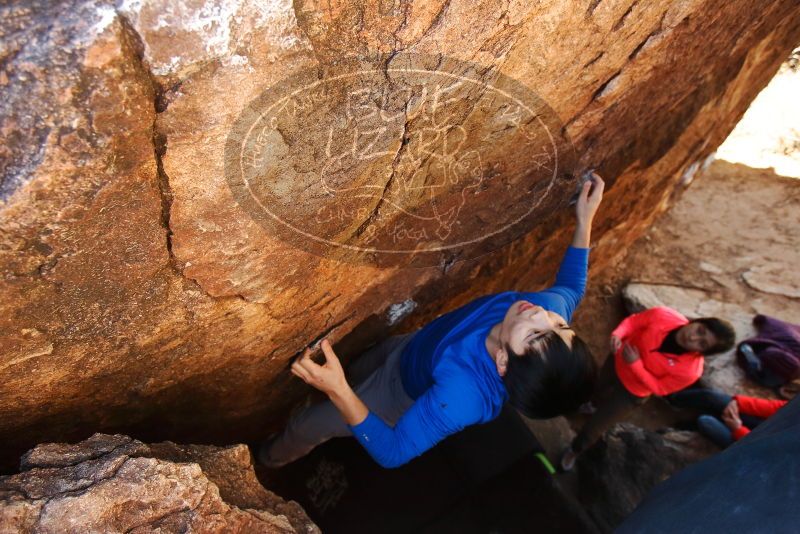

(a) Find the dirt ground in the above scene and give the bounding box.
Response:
[570,158,800,430]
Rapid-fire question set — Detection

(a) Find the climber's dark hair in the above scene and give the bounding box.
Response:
[691,317,736,355]
[502,331,597,419]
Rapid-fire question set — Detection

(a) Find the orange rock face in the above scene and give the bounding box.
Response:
[1,0,799,468]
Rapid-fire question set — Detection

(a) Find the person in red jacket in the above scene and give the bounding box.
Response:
[560,306,735,471]
[668,387,788,447]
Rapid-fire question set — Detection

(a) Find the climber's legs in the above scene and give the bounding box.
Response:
[258,331,417,468]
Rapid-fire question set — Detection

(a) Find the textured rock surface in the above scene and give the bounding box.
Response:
[2,0,800,467]
[0,433,319,533]
[576,424,716,533]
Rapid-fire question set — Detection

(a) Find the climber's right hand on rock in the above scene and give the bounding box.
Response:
[571,171,605,248]
[575,171,605,228]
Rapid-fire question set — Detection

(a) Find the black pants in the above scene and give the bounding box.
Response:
[571,353,648,454]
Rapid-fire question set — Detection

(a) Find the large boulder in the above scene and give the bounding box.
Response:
[2,0,800,466]
[0,433,319,533]
[576,423,717,533]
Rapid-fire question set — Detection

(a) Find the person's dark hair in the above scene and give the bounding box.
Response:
[691,317,736,355]
[502,332,597,419]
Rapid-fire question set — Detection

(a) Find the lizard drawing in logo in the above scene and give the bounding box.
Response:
[319,82,485,243]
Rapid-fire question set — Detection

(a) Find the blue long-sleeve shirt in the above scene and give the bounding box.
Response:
[348,246,590,468]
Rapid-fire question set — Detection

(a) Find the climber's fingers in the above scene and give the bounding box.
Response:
[587,173,605,203]
[575,171,604,225]
[291,360,312,383]
[579,173,604,208]
[319,338,341,370]
[294,351,323,378]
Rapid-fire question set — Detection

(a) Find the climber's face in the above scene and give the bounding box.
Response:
[501,300,575,356]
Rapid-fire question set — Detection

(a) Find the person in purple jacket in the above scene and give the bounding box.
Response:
[257,173,605,469]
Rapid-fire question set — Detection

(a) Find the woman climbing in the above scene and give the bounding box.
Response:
[257,172,605,469]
